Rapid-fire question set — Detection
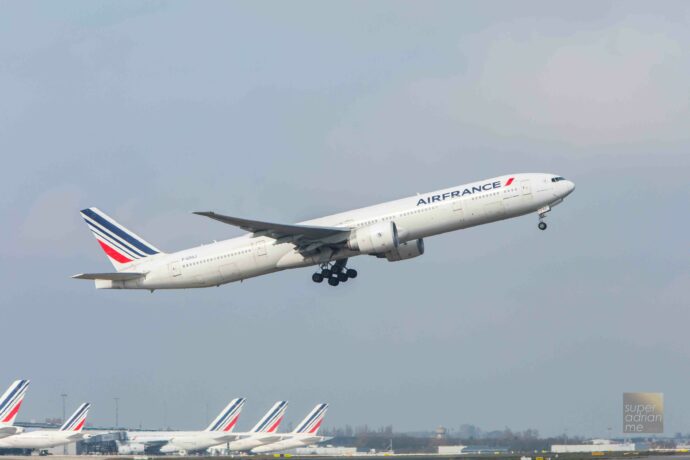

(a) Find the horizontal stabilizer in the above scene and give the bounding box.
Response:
[194,211,349,240]
[72,272,144,281]
[253,434,282,443]
[0,426,21,436]
[297,436,326,444]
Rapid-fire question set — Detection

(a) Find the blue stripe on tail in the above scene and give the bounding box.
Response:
[81,209,158,255]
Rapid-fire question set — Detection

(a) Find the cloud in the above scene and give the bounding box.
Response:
[16,184,85,257]
[328,15,690,153]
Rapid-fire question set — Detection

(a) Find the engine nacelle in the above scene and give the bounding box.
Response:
[384,238,424,262]
[347,221,399,254]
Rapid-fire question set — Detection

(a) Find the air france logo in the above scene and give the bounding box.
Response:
[416,177,515,206]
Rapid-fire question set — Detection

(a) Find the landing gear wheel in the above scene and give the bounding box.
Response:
[312,273,324,283]
[538,221,547,231]
[321,268,332,277]
[346,268,358,279]
[337,272,348,282]
[328,277,340,286]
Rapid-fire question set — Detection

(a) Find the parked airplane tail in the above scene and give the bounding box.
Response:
[60,403,90,432]
[80,207,163,270]
[293,403,328,434]
[0,380,30,425]
[205,398,246,432]
[250,401,288,433]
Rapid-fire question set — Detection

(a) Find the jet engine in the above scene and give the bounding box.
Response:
[383,239,424,261]
[347,221,399,254]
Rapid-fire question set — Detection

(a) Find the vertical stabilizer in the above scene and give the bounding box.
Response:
[250,401,288,433]
[60,403,90,432]
[293,403,328,434]
[0,380,30,425]
[80,207,163,270]
[205,398,246,432]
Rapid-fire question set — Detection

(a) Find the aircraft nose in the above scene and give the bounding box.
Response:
[562,180,575,197]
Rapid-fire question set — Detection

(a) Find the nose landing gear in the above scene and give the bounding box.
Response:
[312,260,357,286]
[537,205,551,231]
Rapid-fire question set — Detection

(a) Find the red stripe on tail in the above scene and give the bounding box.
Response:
[309,419,322,434]
[224,415,239,432]
[97,240,133,263]
[2,400,22,423]
[267,416,283,433]
[73,419,86,431]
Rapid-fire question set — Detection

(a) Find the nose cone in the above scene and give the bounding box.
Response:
[561,180,575,198]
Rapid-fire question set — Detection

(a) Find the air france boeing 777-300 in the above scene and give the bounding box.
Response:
[74,173,575,290]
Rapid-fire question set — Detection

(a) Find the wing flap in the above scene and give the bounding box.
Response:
[194,211,350,241]
[72,272,145,281]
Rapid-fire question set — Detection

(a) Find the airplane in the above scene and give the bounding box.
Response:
[0,403,91,450]
[211,400,289,453]
[0,380,30,439]
[73,173,575,290]
[251,403,329,454]
[120,398,245,455]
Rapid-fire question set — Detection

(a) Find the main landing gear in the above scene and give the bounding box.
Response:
[537,205,550,231]
[312,259,357,286]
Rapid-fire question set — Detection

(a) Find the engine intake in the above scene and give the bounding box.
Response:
[384,238,424,261]
[348,221,399,254]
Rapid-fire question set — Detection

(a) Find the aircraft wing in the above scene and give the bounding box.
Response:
[193,212,350,242]
[72,272,145,281]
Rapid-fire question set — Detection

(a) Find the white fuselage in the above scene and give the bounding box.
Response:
[126,430,230,444]
[158,435,228,453]
[222,433,283,452]
[157,431,280,454]
[252,435,329,453]
[0,430,86,449]
[100,173,574,290]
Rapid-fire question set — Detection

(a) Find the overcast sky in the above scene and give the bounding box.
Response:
[1,1,688,437]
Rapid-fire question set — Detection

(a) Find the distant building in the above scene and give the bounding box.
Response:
[551,440,635,453]
[295,446,358,456]
[438,445,467,454]
[436,426,448,439]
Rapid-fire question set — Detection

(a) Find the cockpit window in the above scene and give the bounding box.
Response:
[551,176,566,182]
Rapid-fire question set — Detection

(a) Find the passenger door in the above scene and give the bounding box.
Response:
[253,240,267,257]
[168,261,182,277]
[520,178,533,206]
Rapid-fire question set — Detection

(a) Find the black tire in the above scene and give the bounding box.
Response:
[328,277,340,286]
[346,268,358,279]
[312,273,324,283]
[538,222,547,230]
[321,268,332,277]
[337,272,348,282]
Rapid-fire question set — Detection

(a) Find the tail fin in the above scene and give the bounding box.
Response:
[0,380,30,425]
[205,398,246,432]
[250,401,288,433]
[80,207,163,270]
[60,403,90,432]
[292,403,328,434]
